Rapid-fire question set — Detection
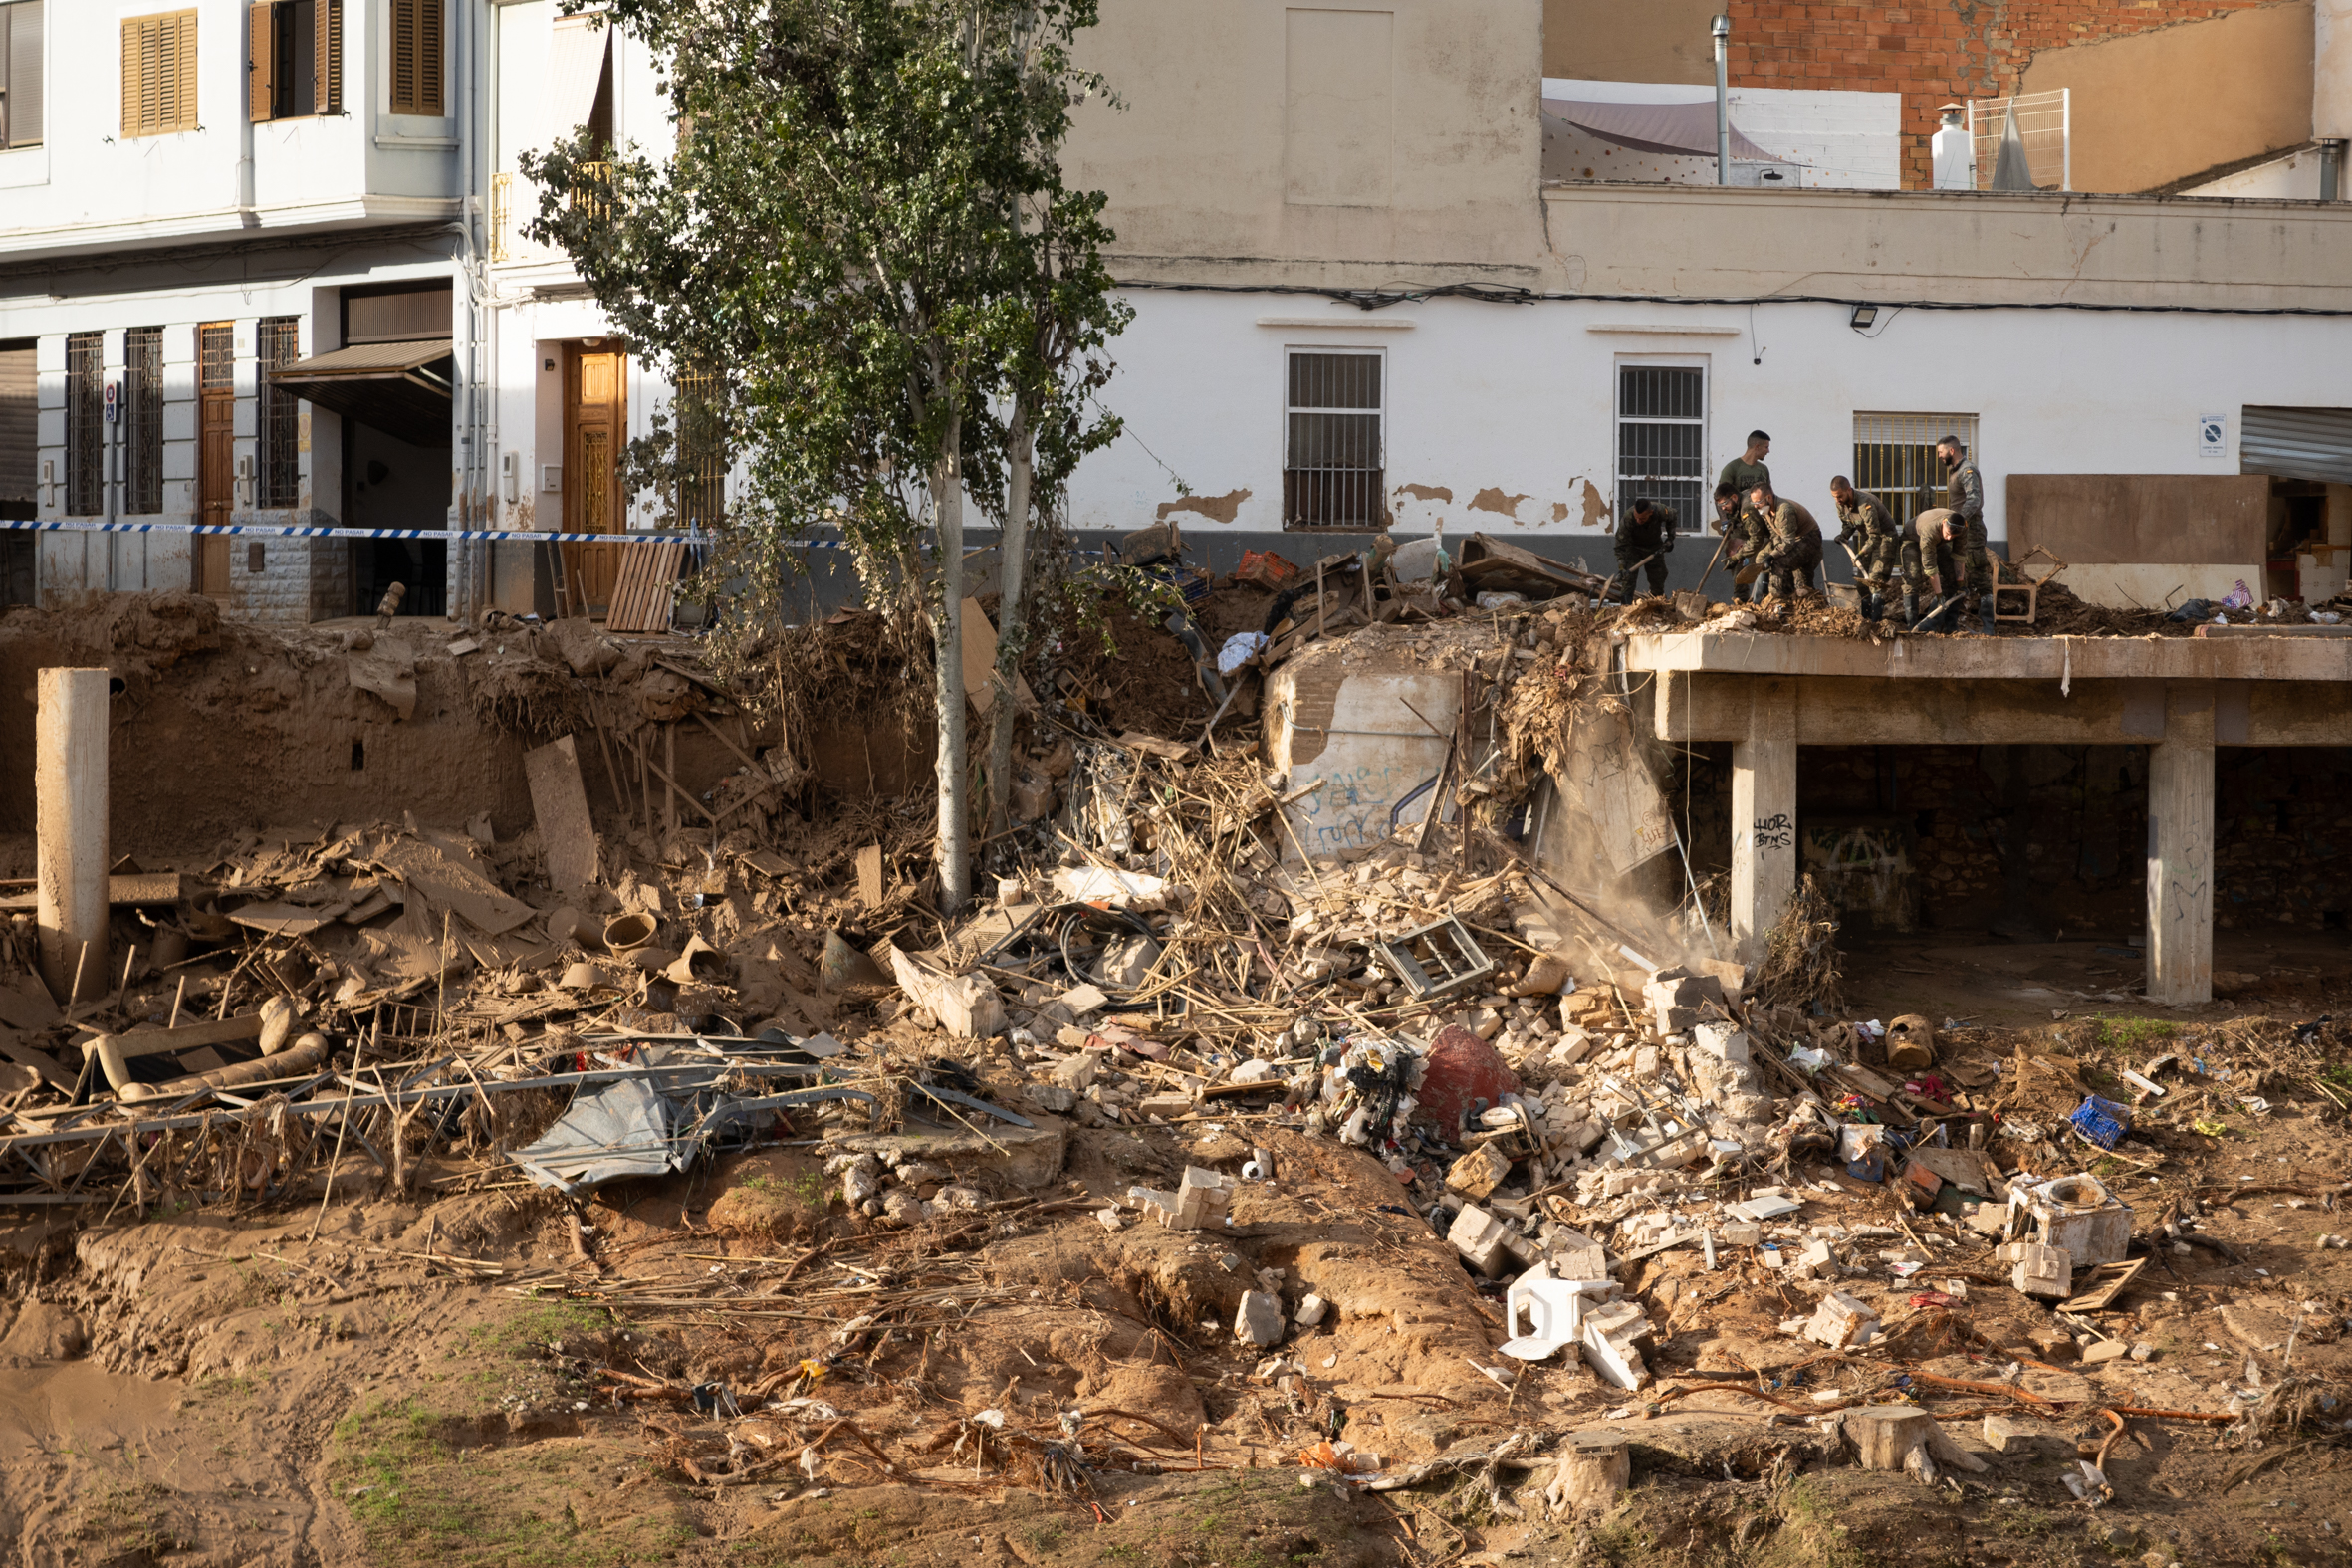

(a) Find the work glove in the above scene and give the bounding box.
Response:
[1663,536,1676,554]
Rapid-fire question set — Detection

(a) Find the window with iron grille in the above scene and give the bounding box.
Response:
[1284,349,1382,530]
[1616,363,1706,530]
[673,370,725,531]
[123,327,163,515]
[1851,413,1981,533]
[65,331,100,517]
[258,317,301,508]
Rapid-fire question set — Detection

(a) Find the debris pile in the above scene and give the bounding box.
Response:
[4,557,2352,1566]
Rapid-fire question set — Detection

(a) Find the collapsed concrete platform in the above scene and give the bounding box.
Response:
[1624,630,2352,1004]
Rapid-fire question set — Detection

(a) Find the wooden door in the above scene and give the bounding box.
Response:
[195,322,234,596]
[563,343,626,614]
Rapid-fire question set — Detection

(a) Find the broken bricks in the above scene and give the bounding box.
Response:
[1133,1165,1237,1231]
[2009,1241,2074,1300]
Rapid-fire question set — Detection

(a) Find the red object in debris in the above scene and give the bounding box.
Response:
[1233,550,1300,589]
[1414,1025,1522,1134]
[1904,1161,1943,1200]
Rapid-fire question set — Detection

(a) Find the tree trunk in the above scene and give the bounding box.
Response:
[930,406,971,918]
[985,401,1035,835]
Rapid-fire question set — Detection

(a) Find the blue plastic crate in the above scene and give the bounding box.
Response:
[2069,1094,2131,1150]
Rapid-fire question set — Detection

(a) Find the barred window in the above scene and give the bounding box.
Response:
[258,317,301,508]
[65,331,101,517]
[673,370,725,531]
[1852,412,1981,533]
[123,327,163,515]
[1616,363,1706,528]
[1284,349,1382,530]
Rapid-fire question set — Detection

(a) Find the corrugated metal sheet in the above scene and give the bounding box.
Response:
[2241,405,2352,487]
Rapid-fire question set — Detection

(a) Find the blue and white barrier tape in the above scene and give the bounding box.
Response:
[0,518,854,548]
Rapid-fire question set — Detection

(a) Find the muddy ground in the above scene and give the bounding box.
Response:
[10,1001,2352,1568]
[5,588,2352,1567]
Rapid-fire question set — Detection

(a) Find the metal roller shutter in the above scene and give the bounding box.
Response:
[0,340,33,517]
[2241,405,2352,487]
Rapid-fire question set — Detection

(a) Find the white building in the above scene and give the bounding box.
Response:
[4,0,2351,620]
[0,0,690,622]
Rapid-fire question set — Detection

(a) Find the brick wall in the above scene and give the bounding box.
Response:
[1728,1,2290,189]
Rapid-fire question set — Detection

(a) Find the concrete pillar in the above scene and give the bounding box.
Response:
[1730,679,1797,964]
[2146,683,2214,1007]
[35,668,110,1004]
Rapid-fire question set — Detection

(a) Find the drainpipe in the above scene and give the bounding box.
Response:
[1713,15,1732,184]
[2323,142,2345,202]
[454,0,479,619]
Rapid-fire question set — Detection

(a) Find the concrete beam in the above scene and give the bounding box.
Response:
[35,668,110,1005]
[1654,673,2352,748]
[1627,630,2352,684]
[2147,688,2215,1006]
[1730,680,1797,965]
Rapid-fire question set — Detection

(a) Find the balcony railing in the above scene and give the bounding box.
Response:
[489,171,512,261]
[571,161,614,220]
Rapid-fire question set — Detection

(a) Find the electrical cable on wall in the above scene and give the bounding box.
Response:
[1113,278,2352,319]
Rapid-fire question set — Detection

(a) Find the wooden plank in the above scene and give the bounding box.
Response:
[0,1031,74,1092]
[0,872,182,913]
[2194,623,2352,637]
[524,735,600,897]
[958,597,1041,717]
[2008,473,2268,567]
[855,843,885,908]
[607,541,685,634]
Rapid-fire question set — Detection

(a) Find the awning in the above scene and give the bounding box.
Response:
[1543,98,1776,163]
[270,339,453,447]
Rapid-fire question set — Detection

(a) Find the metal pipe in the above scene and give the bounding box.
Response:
[1712,14,1732,184]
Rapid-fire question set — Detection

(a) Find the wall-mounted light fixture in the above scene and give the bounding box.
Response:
[1848,305,1878,332]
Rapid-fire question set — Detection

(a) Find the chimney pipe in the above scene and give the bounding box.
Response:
[1712,15,1732,185]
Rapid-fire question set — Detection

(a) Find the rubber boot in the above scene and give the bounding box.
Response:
[1901,590,1918,627]
[1980,595,1999,634]
[1861,589,1883,623]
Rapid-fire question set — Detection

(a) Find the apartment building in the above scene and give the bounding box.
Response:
[0,0,694,623]
[0,0,494,619]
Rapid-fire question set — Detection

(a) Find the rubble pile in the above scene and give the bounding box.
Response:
[5,553,2352,1566]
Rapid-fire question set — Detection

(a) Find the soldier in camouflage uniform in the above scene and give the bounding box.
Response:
[1828,476,1900,622]
[1716,482,1770,603]
[1747,483,1822,611]
[1937,435,1997,633]
[1900,508,1959,626]
[1607,496,1676,602]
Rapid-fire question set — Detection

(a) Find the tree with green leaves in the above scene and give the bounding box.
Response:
[522,0,1126,917]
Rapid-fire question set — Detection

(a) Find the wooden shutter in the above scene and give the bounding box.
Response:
[314,0,339,113]
[248,1,274,121]
[121,11,196,136]
[6,0,43,149]
[389,0,414,112]
[172,13,195,130]
[120,17,142,136]
[417,0,441,113]
[390,0,441,115]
